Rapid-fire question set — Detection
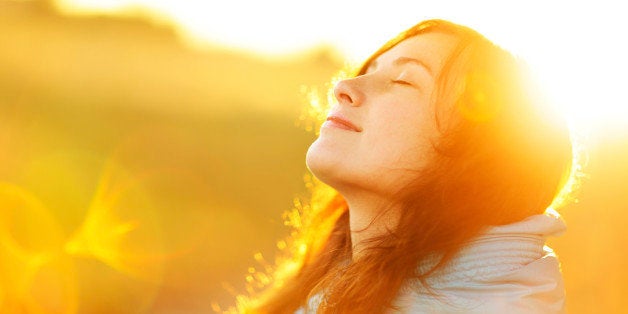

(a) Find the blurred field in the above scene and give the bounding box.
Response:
[1,1,627,313]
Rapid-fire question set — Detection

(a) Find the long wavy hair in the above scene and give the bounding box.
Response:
[241,19,574,313]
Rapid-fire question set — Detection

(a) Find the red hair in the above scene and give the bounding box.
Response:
[242,19,573,313]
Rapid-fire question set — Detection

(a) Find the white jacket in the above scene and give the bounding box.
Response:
[299,212,566,313]
[394,212,566,313]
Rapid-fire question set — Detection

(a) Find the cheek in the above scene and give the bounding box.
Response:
[366,107,437,168]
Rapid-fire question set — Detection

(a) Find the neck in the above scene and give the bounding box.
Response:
[344,191,400,260]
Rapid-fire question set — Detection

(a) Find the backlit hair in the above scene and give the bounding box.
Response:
[240,19,574,313]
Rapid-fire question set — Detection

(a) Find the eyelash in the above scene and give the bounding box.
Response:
[391,79,414,86]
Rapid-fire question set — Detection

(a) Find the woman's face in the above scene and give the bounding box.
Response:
[306,32,459,197]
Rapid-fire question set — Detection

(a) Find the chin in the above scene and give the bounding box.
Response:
[306,137,381,194]
[305,139,344,186]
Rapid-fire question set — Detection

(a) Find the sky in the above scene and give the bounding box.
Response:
[54,0,628,132]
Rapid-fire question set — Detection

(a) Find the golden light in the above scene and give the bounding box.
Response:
[0,118,221,312]
[3,0,627,312]
[0,182,78,314]
[53,0,627,134]
[64,158,166,283]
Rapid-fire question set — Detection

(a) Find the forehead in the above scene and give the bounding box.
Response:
[369,32,459,73]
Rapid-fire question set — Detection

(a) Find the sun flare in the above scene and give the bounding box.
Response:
[53,0,627,135]
[2,1,626,312]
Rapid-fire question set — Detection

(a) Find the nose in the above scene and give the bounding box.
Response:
[333,78,364,107]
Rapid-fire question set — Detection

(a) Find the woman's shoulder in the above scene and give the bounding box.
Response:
[396,251,565,313]
[395,213,567,313]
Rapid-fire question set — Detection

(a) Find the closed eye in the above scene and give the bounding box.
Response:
[391,79,415,87]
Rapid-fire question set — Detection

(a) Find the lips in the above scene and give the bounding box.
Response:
[324,114,362,132]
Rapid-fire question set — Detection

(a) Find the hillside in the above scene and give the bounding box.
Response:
[1,1,627,313]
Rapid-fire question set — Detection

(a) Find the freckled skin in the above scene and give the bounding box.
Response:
[306,33,458,199]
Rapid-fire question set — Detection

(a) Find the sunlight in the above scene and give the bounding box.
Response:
[55,0,128,12]
[53,0,627,135]
[4,1,626,311]
[0,183,78,314]
[0,148,194,312]
[64,158,166,283]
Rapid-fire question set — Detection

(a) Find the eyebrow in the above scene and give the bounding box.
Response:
[392,57,434,77]
[366,56,434,78]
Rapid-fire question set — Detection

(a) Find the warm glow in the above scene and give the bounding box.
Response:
[63,158,166,282]
[0,183,78,313]
[54,0,627,134]
[3,0,627,312]
[0,118,219,312]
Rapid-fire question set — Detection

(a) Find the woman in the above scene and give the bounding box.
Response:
[242,19,573,313]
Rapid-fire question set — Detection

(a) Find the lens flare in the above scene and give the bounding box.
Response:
[0,182,78,314]
[64,158,166,283]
